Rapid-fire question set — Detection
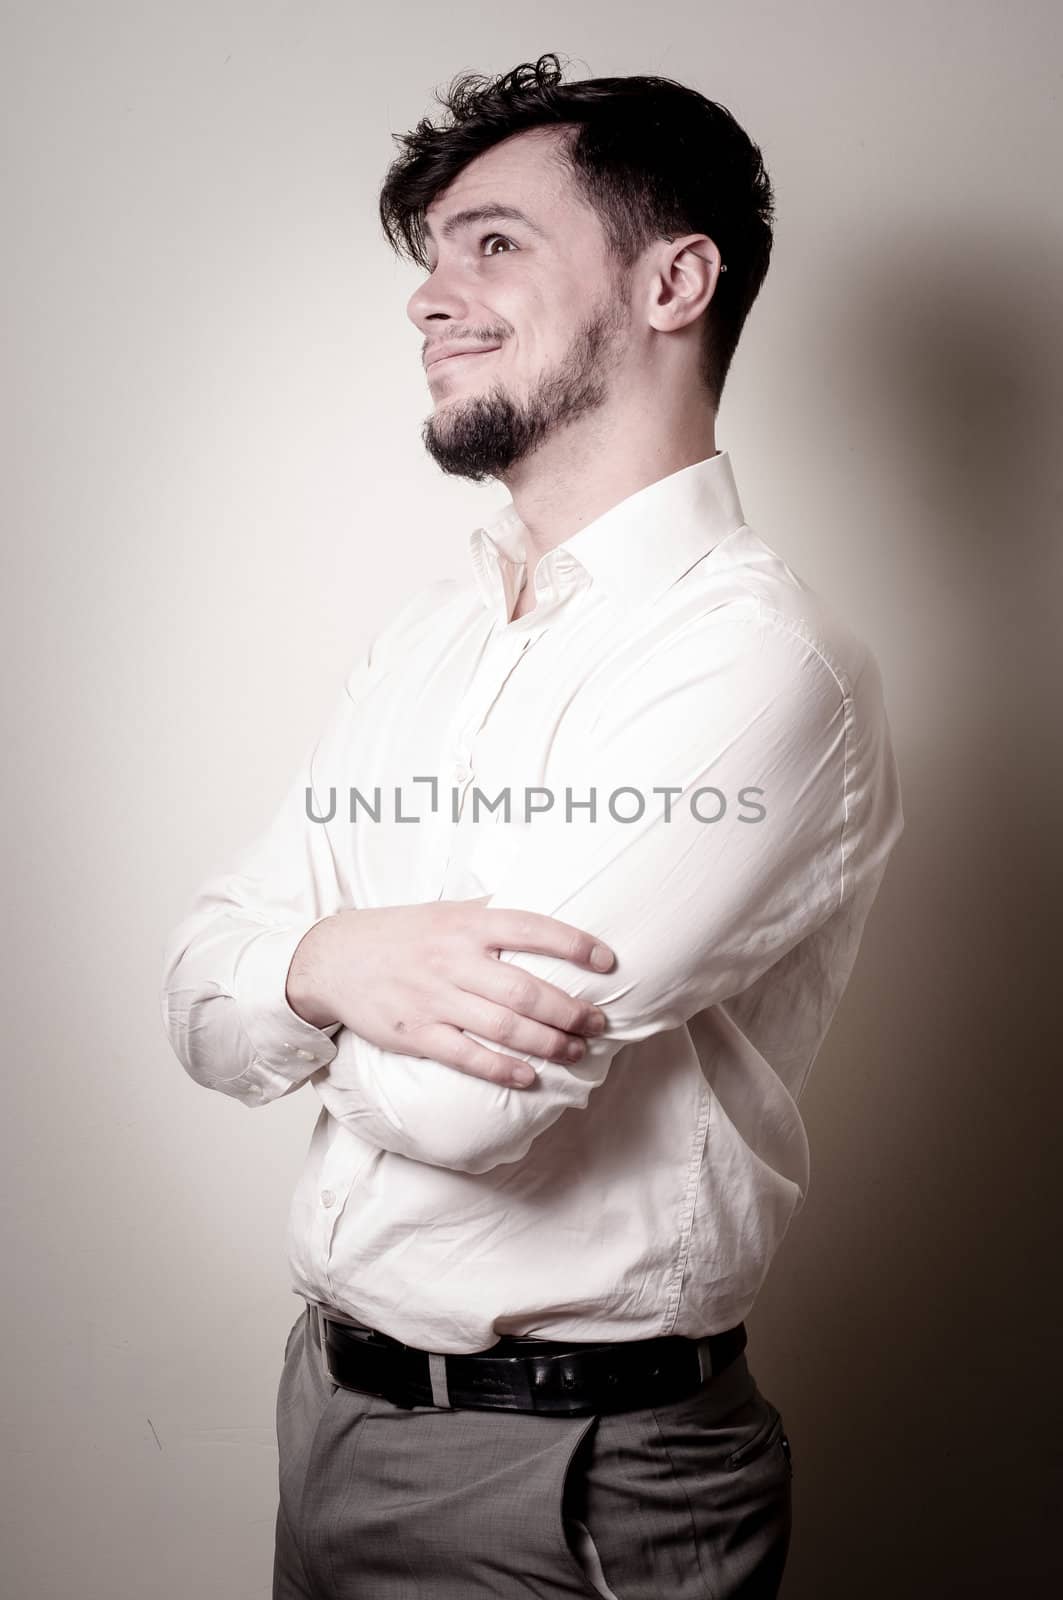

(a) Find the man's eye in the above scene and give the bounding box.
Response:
[423,234,515,274]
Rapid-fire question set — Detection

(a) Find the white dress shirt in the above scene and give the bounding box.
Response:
[160,449,904,1354]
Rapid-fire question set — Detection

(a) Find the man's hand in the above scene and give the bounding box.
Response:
[285,898,614,1088]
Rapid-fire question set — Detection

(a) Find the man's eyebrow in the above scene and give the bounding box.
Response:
[422,204,547,245]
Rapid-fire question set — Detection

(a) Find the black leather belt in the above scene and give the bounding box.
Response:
[307,1301,747,1416]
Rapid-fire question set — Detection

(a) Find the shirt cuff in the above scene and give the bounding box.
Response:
[231,922,342,1085]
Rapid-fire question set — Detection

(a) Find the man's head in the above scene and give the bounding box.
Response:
[378,53,774,483]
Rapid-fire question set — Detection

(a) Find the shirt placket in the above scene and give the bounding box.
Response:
[309,1109,362,1290]
[423,625,546,897]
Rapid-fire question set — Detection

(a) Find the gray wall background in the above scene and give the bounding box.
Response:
[3,3,1060,1596]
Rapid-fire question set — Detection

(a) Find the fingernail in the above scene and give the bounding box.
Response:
[591,944,613,971]
[511,1066,536,1086]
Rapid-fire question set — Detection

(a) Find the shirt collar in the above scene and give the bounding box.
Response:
[467,449,746,618]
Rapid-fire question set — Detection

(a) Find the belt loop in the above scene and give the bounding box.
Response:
[696,1335,714,1382]
[313,1304,334,1385]
[428,1351,454,1409]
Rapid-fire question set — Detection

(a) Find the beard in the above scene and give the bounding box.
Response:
[420,286,630,483]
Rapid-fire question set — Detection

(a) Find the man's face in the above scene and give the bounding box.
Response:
[406,128,633,482]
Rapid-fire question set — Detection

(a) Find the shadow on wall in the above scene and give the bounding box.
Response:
[747,224,1063,1599]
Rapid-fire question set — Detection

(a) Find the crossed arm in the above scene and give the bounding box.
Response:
[309,605,851,1172]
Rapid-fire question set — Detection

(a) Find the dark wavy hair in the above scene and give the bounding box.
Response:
[378,52,775,408]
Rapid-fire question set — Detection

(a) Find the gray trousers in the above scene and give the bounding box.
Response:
[274,1300,792,1598]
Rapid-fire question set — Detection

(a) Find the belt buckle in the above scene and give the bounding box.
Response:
[314,1303,419,1409]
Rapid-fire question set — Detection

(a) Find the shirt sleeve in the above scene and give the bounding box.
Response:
[311,600,904,1171]
[158,672,358,1105]
[158,578,457,1106]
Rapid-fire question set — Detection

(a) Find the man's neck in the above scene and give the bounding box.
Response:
[501,411,718,572]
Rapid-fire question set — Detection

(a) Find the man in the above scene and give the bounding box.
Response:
[161,52,904,1600]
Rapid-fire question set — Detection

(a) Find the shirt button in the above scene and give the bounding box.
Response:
[321,1190,336,1208]
[295,1047,317,1061]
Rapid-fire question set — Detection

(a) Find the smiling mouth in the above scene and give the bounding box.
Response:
[427,348,500,373]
